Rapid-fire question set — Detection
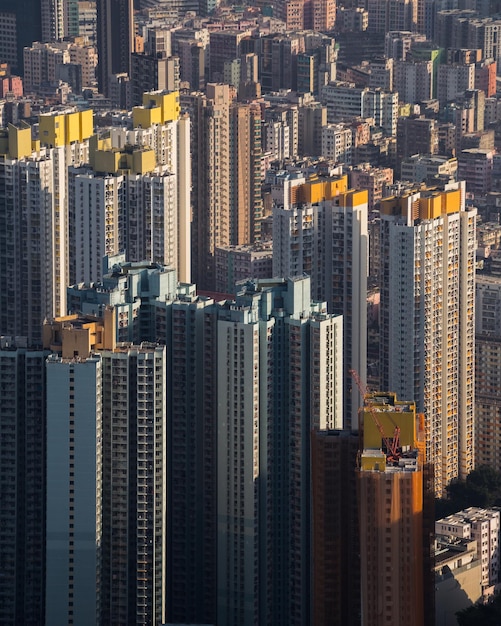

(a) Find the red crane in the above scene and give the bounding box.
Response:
[349,369,401,462]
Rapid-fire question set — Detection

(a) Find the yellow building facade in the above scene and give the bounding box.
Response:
[358,393,432,626]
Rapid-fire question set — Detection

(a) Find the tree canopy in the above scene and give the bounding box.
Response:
[457,593,501,626]
[435,465,501,520]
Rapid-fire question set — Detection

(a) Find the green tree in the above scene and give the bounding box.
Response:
[435,466,501,520]
[457,594,501,625]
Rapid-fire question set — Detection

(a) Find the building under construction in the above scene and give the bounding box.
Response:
[358,392,434,626]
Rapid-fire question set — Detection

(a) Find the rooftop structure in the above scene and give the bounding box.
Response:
[358,392,434,626]
[436,508,500,592]
[379,180,476,496]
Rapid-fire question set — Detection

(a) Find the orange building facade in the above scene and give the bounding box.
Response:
[358,393,434,626]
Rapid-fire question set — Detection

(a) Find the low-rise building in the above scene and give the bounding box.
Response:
[436,508,500,593]
[400,154,457,183]
[435,536,482,626]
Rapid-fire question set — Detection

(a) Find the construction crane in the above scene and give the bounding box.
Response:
[349,369,401,462]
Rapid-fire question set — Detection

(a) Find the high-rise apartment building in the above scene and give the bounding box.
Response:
[67,257,181,339]
[41,0,66,41]
[321,123,353,164]
[458,148,494,196]
[230,102,263,245]
[369,57,394,91]
[262,104,299,162]
[298,102,327,156]
[349,163,393,211]
[45,350,103,625]
[385,30,427,60]
[365,0,418,33]
[358,392,434,626]
[475,275,501,471]
[475,58,497,97]
[66,260,217,625]
[311,429,361,626]
[273,0,336,31]
[0,341,48,625]
[183,83,231,289]
[68,91,190,284]
[131,54,180,106]
[321,82,399,136]
[396,115,439,161]
[0,0,42,73]
[216,277,343,625]
[259,34,303,94]
[379,181,476,496]
[98,343,167,625]
[184,85,263,290]
[0,102,186,334]
[23,42,70,93]
[77,0,97,45]
[307,0,336,31]
[314,189,368,430]
[208,30,251,82]
[96,0,133,104]
[273,178,368,430]
[400,154,458,184]
[214,243,273,294]
[437,63,475,105]
[166,294,219,624]
[67,269,343,625]
[44,315,167,625]
[0,111,92,344]
[394,59,433,103]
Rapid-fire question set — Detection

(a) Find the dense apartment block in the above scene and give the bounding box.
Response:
[311,429,361,626]
[321,81,399,135]
[0,342,48,625]
[475,275,501,471]
[23,40,97,93]
[66,263,345,625]
[437,63,475,105]
[66,257,179,342]
[394,59,433,103]
[209,30,251,81]
[44,315,167,625]
[96,0,134,105]
[273,177,367,430]
[70,91,190,284]
[475,58,496,97]
[436,508,500,594]
[184,85,263,290]
[0,94,189,346]
[216,277,343,626]
[458,148,494,196]
[131,53,180,106]
[400,154,458,184]
[358,392,434,626]
[396,116,438,161]
[214,243,273,294]
[365,0,418,33]
[0,0,42,73]
[0,111,92,344]
[298,101,327,156]
[349,163,393,211]
[379,181,476,496]
[384,30,427,60]
[321,123,353,164]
